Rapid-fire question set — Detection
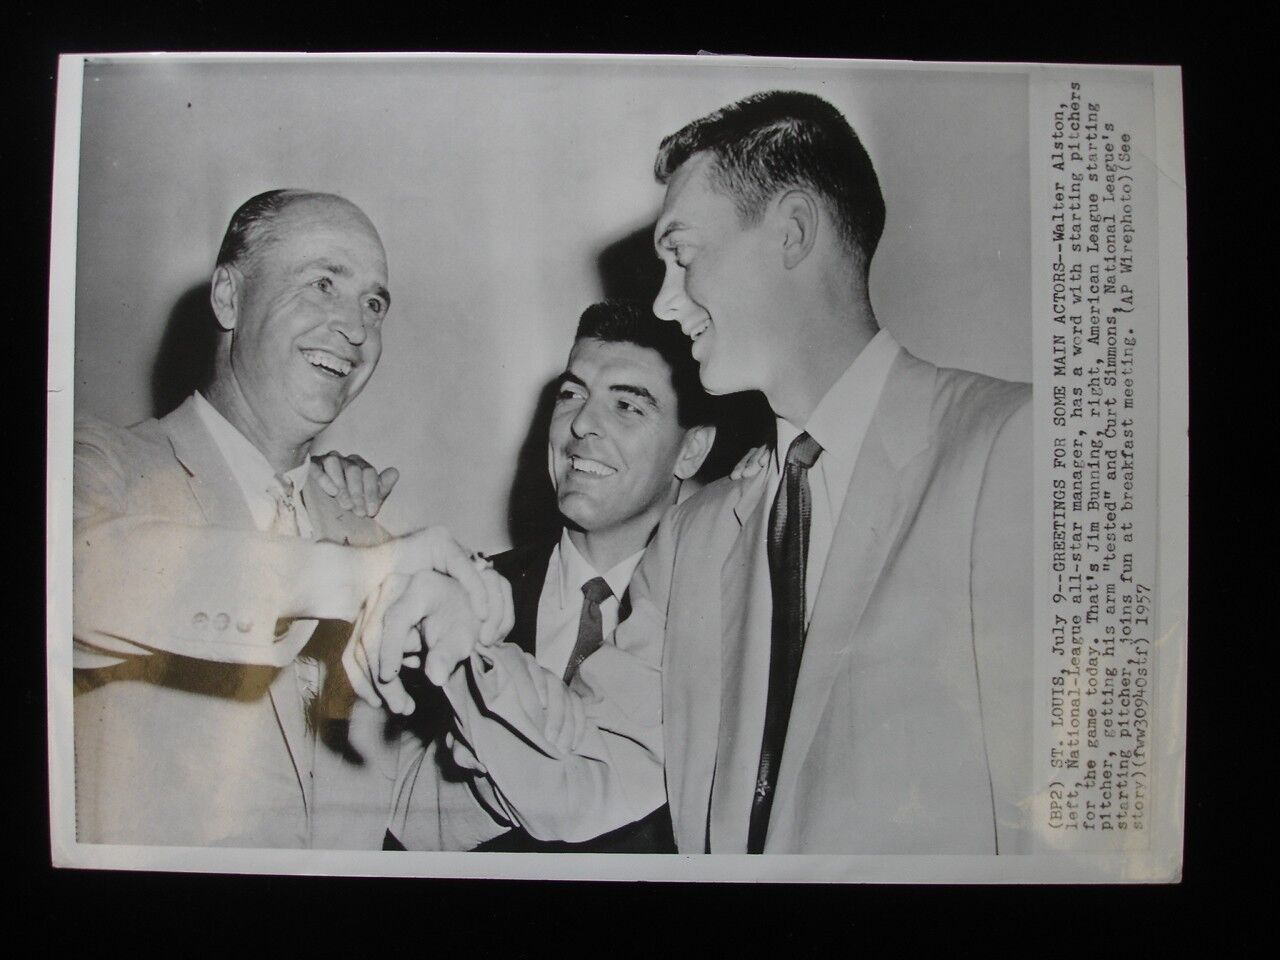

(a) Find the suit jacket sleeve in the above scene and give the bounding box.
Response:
[72,415,358,668]
[442,516,675,843]
[971,396,1035,853]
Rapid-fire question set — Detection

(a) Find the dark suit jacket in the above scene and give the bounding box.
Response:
[471,537,676,853]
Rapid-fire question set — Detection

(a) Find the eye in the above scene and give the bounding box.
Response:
[556,385,586,403]
[365,298,385,316]
[312,276,334,293]
[616,398,644,416]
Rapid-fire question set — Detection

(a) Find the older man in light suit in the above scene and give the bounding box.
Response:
[73,189,503,847]
[425,91,1033,853]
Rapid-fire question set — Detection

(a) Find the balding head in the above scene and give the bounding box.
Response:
[216,189,383,278]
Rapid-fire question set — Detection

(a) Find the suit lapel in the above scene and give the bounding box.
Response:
[492,540,556,658]
[708,468,774,851]
[767,352,938,840]
[163,396,256,530]
[160,395,315,819]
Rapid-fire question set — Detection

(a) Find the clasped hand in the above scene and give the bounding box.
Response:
[314,452,514,714]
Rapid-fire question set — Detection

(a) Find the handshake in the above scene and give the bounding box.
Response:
[337,525,514,716]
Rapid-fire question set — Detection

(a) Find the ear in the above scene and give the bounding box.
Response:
[673,424,716,481]
[210,264,243,331]
[777,189,820,270]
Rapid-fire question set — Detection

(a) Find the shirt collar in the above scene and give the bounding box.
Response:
[773,327,901,488]
[192,391,311,504]
[554,528,645,611]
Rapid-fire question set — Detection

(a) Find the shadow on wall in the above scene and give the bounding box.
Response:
[151,281,219,419]
[145,229,773,546]
[503,223,775,546]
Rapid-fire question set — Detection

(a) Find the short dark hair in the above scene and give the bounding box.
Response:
[574,300,711,428]
[215,188,331,272]
[654,90,886,268]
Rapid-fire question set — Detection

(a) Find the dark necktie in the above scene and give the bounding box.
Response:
[563,576,613,684]
[748,431,823,854]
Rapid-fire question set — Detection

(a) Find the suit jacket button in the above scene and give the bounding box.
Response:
[213,613,230,631]
[236,619,253,633]
[193,612,209,628]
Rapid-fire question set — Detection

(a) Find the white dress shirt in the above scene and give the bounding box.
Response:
[193,392,320,709]
[192,391,315,537]
[535,529,645,679]
[766,328,901,625]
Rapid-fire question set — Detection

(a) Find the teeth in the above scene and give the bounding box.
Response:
[687,319,710,340]
[570,456,616,477]
[302,349,353,377]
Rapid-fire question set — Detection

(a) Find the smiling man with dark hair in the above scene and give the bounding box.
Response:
[377,300,715,851]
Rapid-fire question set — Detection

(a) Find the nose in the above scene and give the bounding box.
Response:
[653,261,700,326]
[330,299,367,346]
[570,397,603,439]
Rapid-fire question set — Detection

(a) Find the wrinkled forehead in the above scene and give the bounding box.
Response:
[266,197,388,275]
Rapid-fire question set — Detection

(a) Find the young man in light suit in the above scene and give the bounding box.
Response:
[73,189,504,848]
[428,90,1034,853]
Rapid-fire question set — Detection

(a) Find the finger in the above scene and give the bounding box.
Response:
[367,574,415,715]
[343,459,368,517]
[311,456,340,496]
[378,575,423,685]
[322,455,355,510]
[342,592,381,706]
[476,570,506,647]
[445,552,490,623]
[495,573,515,642]
[358,464,380,517]
[346,629,381,707]
[378,467,400,502]
[423,600,478,687]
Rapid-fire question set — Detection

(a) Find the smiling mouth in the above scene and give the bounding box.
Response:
[301,349,355,378]
[569,455,617,477]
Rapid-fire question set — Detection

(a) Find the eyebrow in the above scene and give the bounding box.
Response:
[302,259,391,307]
[557,371,661,410]
[611,383,661,410]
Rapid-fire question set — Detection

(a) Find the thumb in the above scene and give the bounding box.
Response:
[378,466,400,499]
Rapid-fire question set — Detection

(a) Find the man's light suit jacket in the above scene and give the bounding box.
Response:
[73,395,400,848]
[452,348,1033,853]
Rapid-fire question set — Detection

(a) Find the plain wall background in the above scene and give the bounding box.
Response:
[73,56,1030,547]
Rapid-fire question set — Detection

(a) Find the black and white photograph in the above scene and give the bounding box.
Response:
[46,53,1188,882]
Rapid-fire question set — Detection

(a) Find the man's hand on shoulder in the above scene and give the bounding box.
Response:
[310,450,399,518]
